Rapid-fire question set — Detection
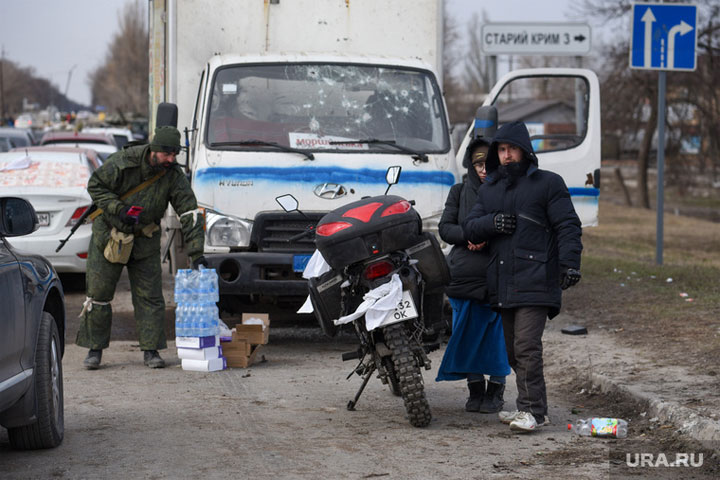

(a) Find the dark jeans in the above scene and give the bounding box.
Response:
[500,306,549,420]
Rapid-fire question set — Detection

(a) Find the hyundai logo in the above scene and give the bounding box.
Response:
[314,183,347,199]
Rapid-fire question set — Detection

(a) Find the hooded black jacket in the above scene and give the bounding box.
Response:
[438,137,491,302]
[461,121,582,318]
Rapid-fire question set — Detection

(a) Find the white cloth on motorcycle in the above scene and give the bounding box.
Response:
[302,249,331,279]
[297,249,333,314]
[334,273,403,331]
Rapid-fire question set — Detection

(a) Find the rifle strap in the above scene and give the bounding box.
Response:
[88,170,167,221]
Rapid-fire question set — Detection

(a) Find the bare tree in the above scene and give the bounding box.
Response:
[575,0,720,208]
[89,0,148,118]
[442,2,467,123]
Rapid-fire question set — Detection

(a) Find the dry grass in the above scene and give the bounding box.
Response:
[562,200,720,372]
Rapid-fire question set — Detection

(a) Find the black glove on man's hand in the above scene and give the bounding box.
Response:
[192,256,209,270]
[493,213,516,234]
[118,206,138,225]
[560,268,582,289]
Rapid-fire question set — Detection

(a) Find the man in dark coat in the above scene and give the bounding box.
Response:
[462,120,582,432]
[77,126,206,369]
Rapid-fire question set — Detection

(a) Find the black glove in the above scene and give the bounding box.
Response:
[560,268,581,290]
[493,213,516,234]
[192,256,209,270]
[118,206,139,225]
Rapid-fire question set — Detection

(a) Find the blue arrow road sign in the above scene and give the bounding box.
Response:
[630,3,697,71]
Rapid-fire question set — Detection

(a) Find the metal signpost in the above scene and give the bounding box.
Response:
[629,2,697,265]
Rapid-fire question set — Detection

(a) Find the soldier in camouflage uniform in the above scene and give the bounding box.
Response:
[77,126,206,369]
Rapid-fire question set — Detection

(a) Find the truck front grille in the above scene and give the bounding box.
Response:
[252,212,325,253]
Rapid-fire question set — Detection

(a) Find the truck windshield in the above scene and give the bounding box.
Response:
[206,63,449,153]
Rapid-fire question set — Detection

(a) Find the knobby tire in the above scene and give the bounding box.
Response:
[384,323,431,427]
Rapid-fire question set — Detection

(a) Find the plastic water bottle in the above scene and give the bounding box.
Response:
[209,305,219,336]
[568,417,628,438]
[174,269,188,303]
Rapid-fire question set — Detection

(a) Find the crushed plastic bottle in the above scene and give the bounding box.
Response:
[568,417,628,438]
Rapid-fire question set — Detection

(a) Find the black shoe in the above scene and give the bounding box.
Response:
[465,379,486,412]
[83,349,102,370]
[143,350,165,368]
[478,381,505,413]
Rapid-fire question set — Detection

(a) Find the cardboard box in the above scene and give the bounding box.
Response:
[225,344,263,368]
[177,345,222,360]
[233,313,270,345]
[176,335,218,349]
[220,337,251,356]
[181,357,227,372]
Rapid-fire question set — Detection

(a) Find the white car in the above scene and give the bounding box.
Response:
[0,147,100,273]
[83,127,135,149]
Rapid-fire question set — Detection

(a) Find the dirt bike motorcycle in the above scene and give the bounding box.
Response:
[276,166,449,428]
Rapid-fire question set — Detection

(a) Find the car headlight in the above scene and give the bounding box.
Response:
[205,211,252,247]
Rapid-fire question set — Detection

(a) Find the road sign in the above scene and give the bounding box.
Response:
[481,23,591,56]
[630,3,697,71]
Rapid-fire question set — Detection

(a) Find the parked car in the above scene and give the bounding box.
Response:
[0,127,37,147]
[0,148,98,273]
[0,196,66,449]
[83,126,135,149]
[0,137,13,152]
[40,131,118,163]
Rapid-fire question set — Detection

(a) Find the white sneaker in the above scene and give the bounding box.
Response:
[499,410,522,424]
[509,411,541,432]
[499,410,550,425]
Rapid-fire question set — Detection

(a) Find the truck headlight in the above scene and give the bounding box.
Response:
[205,211,252,247]
[422,211,448,251]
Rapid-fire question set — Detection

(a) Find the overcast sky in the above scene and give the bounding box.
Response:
[1,0,581,107]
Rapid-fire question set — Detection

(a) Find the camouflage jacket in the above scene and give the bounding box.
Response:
[87,145,204,261]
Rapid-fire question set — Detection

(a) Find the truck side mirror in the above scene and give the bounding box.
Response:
[276,194,299,213]
[473,105,498,140]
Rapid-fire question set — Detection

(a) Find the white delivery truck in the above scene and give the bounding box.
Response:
[149,0,601,314]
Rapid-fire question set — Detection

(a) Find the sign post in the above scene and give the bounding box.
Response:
[629,3,697,265]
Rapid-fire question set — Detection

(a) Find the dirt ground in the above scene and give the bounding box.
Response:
[1,262,719,479]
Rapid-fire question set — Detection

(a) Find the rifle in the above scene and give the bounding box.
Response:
[56,204,97,252]
[55,171,167,253]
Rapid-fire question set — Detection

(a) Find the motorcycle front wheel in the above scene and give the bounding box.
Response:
[383,323,432,427]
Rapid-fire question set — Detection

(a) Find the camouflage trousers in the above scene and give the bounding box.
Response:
[76,235,167,351]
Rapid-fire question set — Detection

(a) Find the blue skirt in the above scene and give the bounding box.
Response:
[435,297,511,381]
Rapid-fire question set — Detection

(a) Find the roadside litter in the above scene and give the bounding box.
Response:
[568,417,628,438]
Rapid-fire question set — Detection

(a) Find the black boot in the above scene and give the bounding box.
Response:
[143,350,166,368]
[478,381,505,413]
[465,379,485,412]
[83,349,102,370]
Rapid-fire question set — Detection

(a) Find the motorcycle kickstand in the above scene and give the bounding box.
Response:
[347,364,376,411]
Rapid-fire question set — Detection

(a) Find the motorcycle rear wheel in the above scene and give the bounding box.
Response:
[382,357,401,397]
[383,323,432,427]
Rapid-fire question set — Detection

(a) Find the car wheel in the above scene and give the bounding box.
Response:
[8,312,64,449]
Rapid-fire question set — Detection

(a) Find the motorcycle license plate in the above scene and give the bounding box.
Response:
[390,290,418,322]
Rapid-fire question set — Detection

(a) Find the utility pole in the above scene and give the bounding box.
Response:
[1,45,6,122]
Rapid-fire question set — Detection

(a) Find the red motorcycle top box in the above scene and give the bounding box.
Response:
[314,194,421,270]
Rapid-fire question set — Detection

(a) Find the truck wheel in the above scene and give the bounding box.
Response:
[383,323,431,427]
[9,312,64,449]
